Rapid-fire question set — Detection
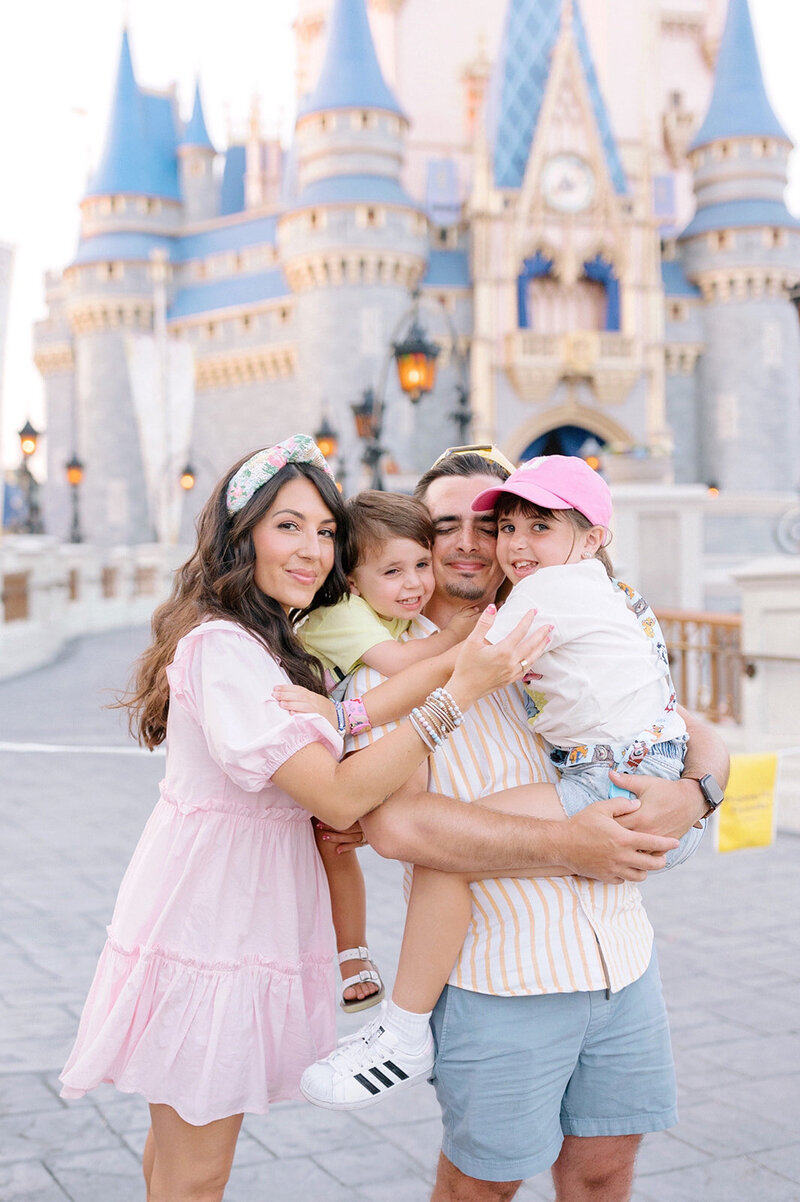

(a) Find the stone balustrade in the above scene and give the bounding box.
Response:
[0,537,185,680]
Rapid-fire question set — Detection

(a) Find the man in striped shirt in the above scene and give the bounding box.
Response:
[354,450,727,1201]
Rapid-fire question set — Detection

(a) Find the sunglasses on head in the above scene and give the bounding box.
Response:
[430,444,516,475]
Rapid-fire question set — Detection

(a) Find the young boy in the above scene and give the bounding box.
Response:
[295,491,478,1011]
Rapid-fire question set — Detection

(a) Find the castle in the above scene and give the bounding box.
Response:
[33,0,800,546]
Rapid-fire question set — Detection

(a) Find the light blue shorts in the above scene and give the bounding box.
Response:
[430,950,677,1184]
[556,739,704,870]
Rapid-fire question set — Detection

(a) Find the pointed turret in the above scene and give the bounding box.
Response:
[691,0,789,151]
[490,0,626,193]
[680,0,798,240]
[87,29,181,201]
[87,31,152,197]
[297,0,403,119]
[179,81,217,221]
[676,0,800,494]
[182,82,215,150]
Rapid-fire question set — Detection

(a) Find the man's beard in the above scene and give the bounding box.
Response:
[444,579,488,602]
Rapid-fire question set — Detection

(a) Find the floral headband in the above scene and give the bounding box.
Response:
[226,434,335,514]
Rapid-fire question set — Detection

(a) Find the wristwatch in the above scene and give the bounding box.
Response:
[697,773,724,815]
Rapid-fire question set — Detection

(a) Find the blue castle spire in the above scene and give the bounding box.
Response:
[490,0,626,193]
[297,0,403,119]
[691,0,789,150]
[87,29,181,200]
[88,31,152,196]
[182,82,214,150]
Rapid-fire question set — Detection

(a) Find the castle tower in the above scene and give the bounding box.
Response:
[36,30,183,544]
[678,0,800,492]
[179,82,217,223]
[278,0,431,482]
[481,0,666,470]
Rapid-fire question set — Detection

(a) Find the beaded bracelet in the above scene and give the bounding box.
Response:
[343,697,371,736]
[409,709,439,752]
[411,706,443,747]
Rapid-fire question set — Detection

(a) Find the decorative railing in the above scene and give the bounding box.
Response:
[656,609,742,723]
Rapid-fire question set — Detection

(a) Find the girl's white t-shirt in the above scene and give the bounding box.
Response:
[486,558,686,750]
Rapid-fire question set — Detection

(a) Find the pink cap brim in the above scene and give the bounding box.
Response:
[472,480,577,514]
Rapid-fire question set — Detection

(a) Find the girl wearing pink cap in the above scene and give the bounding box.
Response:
[302,455,700,1112]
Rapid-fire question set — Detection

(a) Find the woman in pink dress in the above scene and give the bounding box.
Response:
[59,434,545,1202]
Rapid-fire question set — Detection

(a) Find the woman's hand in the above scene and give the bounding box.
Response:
[314,819,367,854]
[445,605,552,709]
[273,684,336,728]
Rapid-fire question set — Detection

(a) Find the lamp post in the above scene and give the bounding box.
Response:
[314,416,346,493]
[65,454,85,544]
[17,420,44,534]
[352,289,472,489]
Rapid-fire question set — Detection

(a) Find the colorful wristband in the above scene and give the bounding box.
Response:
[343,697,371,736]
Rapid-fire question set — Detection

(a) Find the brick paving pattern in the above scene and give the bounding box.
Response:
[1,627,798,1201]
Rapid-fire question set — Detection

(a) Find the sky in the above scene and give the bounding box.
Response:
[1,0,799,469]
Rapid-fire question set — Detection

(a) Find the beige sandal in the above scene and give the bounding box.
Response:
[338,946,385,1013]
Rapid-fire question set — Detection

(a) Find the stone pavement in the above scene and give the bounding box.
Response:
[1,626,799,1202]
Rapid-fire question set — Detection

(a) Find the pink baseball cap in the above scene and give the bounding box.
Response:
[471,455,612,529]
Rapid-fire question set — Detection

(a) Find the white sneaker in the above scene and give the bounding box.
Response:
[300,1015,435,1110]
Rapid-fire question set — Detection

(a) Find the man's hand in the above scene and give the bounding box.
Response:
[554,796,679,882]
[610,770,707,838]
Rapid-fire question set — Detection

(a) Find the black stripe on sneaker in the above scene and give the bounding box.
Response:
[384,1060,408,1081]
[355,1073,380,1095]
[369,1066,394,1088]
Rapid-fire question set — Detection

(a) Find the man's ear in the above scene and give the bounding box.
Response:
[347,576,361,596]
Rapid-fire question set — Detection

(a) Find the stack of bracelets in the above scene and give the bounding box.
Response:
[409,687,464,751]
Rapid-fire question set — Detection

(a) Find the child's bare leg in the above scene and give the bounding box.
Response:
[315,825,379,1004]
[391,864,472,1013]
[389,783,564,1016]
[477,780,564,820]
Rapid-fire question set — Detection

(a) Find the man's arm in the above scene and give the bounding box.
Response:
[361,784,678,883]
[612,706,730,839]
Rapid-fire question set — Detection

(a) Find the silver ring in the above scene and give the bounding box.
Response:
[519,658,529,671]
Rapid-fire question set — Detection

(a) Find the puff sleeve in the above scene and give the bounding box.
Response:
[167,622,343,791]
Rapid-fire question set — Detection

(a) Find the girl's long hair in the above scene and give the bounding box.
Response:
[121,457,348,749]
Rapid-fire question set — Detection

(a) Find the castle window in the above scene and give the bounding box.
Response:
[356,205,385,229]
[205,322,216,339]
[240,314,251,331]
[351,110,376,131]
[668,301,687,322]
[764,227,787,249]
[709,230,734,252]
[319,116,328,132]
[278,307,290,324]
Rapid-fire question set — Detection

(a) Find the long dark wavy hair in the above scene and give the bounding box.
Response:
[121,456,348,749]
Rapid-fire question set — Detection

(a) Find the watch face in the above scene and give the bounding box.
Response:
[700,774,725,808]
[541,154,596,213]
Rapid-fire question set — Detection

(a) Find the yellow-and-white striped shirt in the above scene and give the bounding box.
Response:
[347,617,654,997]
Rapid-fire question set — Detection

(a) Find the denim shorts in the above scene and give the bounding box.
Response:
[556,739,703,869]
[430,950,677,1184]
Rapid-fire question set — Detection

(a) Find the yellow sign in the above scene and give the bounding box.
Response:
[716,753,778,853]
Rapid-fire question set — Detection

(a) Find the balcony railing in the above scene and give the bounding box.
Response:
[656,609,742,723]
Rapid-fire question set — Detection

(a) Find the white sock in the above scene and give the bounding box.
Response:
[383,999,432,1050]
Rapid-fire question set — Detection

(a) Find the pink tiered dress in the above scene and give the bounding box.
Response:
[60,620,341,1126]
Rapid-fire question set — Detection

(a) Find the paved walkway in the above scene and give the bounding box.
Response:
[1,627,799,1202]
